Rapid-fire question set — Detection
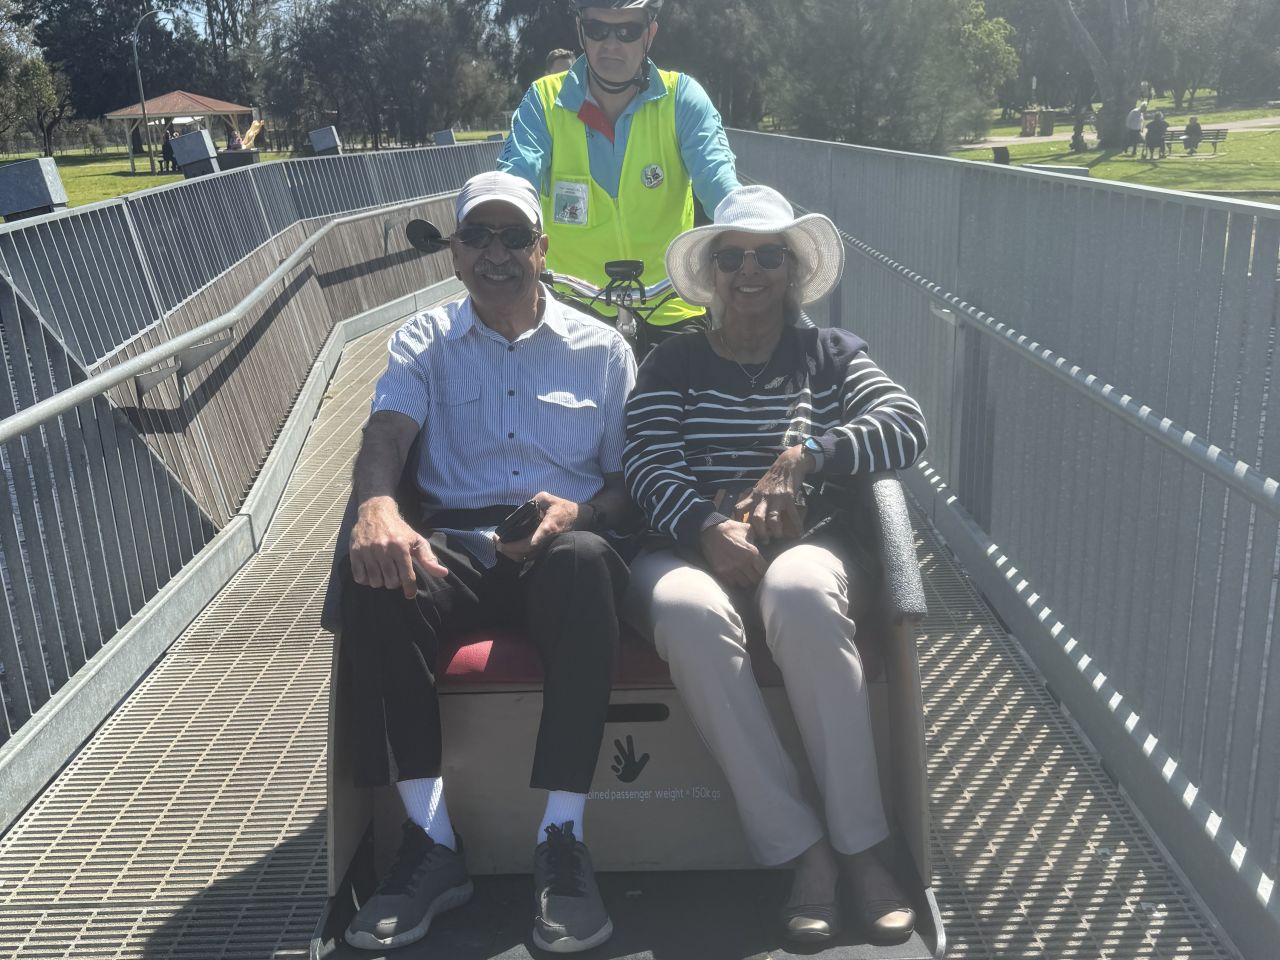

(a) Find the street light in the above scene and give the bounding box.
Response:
[132,8,166,174]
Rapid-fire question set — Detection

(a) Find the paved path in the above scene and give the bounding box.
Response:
[960,113,1280,151]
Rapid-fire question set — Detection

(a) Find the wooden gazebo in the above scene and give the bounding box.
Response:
[105,90,254,173]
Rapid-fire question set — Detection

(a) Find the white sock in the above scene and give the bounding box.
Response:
[397,777,455,850]
[537,791,587,846]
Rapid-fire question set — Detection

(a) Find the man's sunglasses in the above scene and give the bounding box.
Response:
[711,244,790,273]
[579,19,649,43]
[453,224,541,250]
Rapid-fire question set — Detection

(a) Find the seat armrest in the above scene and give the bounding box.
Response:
[321,494,360,634]
[867,473,928,624]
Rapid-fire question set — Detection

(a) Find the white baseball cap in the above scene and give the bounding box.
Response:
[455,171,542,227]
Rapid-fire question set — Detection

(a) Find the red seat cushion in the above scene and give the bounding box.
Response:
[439,627,678,689]
[436,621,884,690]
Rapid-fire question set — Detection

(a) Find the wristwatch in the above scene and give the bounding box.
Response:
[801,436,825,471]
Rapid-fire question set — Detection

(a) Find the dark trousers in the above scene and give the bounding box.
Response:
[340,528,627,793]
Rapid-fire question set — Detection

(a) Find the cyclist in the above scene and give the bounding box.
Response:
[500,0,740,342]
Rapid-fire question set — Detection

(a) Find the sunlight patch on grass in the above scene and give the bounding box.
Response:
[952,130,1280,196]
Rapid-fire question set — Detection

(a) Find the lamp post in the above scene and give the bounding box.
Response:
[132,8,163,174]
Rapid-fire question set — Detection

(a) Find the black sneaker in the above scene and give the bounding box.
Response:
[345,821,473,950]
[532,822,613,953]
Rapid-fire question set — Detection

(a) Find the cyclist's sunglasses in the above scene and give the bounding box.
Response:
[711,244,790,273]
[453,224,541,250]
[579,19,649,43]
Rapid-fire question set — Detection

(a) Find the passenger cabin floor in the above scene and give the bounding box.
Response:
[0,328,1232,959]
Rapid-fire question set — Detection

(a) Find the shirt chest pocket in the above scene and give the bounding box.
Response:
[534,390,600,463]
[436,377,483,433]
[441,378,481,405]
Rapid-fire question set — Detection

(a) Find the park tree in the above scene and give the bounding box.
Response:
[12,2,213,121]
[986,0,1096,116]
[264,0,510,148]
[1215,0,1280,104]
[770,0,1017,152]
[1049,0,1159,148]
[18,56,75,156]
[1153,0,1229,109]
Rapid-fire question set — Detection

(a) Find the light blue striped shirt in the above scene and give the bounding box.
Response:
[371,287,636,565]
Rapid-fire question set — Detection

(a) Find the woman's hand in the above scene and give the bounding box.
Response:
[350,496,449,598]
[496,491,578,562]
[735,445,813,544]
[700,519,768,589]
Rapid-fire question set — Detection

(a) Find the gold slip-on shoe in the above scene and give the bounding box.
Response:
[858,898,915,945]
[779,901,840,943]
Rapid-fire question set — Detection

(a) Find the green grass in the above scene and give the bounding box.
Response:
[1,149,287,207]
[951,129,1280,199]
[2,136,508,208]
[988,93,1280,135]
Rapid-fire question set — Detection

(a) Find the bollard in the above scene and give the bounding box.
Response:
[171,129,221,178]
[0,157,69,222]
[309,126,341,157]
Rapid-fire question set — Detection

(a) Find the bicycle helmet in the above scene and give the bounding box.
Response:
[576,0,663,13]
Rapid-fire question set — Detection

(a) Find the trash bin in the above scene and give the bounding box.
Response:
[1021,111,1039,137]
[1038,112,1055,136]
[992,146,1011,164]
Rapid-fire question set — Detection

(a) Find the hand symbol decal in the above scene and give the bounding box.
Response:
[610,735,650,783]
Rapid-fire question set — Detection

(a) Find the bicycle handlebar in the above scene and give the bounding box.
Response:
[543,270,673,305]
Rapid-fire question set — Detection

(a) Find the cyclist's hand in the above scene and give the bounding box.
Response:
[700,520,767,590]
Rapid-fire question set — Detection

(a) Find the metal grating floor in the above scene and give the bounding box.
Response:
[0,325,1233,959]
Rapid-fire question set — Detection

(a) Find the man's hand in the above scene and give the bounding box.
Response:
[495,491,579,562]
[350,496,448,598]
[735,445,813,544]
[699,519,768,590]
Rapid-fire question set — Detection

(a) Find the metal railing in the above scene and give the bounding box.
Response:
[0,142,502,369]
[730,128,1280,959]
[0,142,497,753]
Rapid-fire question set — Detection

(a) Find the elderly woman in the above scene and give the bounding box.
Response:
[622,185,928,945]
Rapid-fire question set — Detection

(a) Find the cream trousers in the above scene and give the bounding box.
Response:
[625,541,889,865]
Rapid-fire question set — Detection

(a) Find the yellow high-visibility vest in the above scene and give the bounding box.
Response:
[534,69,699,326]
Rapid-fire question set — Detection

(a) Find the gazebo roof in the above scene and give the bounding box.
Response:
[105,90,252,120]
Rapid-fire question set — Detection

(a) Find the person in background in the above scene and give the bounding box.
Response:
[161,128,176,173]
[545,47,577,75]
[1144,110,1169,160]
[1184,116,1203,155]
[1125,101,1146,157]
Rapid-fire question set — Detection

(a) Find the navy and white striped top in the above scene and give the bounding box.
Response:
[623,326,927,545]
[371,288,636,562]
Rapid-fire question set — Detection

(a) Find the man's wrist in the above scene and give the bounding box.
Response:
[576,501,604,531]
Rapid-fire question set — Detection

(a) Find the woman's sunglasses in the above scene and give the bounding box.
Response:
[579,19,649,43]
[453,224,541,250]
[711,244,790,273]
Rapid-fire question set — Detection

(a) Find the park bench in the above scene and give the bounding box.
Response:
[1162,127,1228,154]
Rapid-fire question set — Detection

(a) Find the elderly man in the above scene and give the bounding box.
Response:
[339,171,634,953]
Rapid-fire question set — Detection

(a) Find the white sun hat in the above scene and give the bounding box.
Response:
[664,184,844,308]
